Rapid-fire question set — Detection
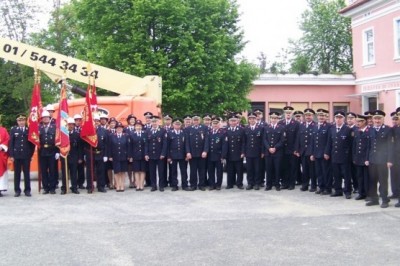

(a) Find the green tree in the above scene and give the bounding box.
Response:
[290,0,353,74]
[36,0,258,117]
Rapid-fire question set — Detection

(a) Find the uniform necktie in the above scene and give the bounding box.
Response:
[337,127,340,132]
[286,120,290,125]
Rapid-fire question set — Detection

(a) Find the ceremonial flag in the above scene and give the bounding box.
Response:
[80,83,98,147]
[55,82,70,157]
[28,82,43,146]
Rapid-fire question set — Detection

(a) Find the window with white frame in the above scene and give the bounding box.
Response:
[395,18,400,59]
[363,29,375,65]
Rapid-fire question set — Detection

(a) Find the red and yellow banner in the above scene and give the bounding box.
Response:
[80,82,98,147]
[28,82,43,146]
[55,82,70,157]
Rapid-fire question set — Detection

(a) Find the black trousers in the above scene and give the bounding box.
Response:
[282,153,298,188]
[13,158,31,193]
[368,163,389,202]
[171,159,188,188]
[40,155,57,191]
[350,163,358,190]
[61,157,78,191]
[163,159,173,186]
[208,159,223,188]
[259,158,266,184]
[355,165,369,197]
[77,162,85,186]
[301,155,315,189]
[391,163,400,198]
[85,155,105,191]
[246,157,260,186]
[189,157,206,188]
[227,160,243,187]
[332,162,351,194]
[149,159,165,189]
[315,157,331,191]
[265,156,282,188]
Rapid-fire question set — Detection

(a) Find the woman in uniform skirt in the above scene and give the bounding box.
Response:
[130,120,148,191]
[108,122,132,192]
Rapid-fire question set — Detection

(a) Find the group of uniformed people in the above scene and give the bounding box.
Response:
[5,104,400,208]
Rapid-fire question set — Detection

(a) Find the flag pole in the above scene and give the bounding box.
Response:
[65,157,69,194]
[35,69,42,193]
[90,146,94,192]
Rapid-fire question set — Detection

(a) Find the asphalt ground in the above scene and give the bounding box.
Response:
[1,175,400,266]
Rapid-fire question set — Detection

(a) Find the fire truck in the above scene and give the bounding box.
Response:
[1,37,162,174]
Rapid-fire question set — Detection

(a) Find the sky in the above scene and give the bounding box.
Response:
[236,0,309,63]
[35,0,309,63]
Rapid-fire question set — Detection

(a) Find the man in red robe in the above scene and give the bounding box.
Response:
[0,125,10,196]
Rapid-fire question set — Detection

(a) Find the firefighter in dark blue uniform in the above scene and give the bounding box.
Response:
[39,110,59,194]
[295,108,316,192]
[145,115,167,191]
[263,111,284,190]
[9,114,35,197]
[185,114,209,190]
[293,110,304,185]
[279,106,300,190]
[391,110,400,205]
[143,111,153,187]
[347,112,358,194]
[254,109,266,186]
[163,114,173,187]
[60,118,83,194]
[74,114,86,189]
[324,111,353,199]
[352,114,370,200]
[310,109,332,195]
[109,122,132,192]
[224,113,245,189]
[366,110,393,208]
[207,116,225,190]
[124,114,137,189]
[129,119,147,191]
[166,118,188,191]
[244,112,263,190]
[85,114,108,193]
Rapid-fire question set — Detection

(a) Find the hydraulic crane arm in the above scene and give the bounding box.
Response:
[0,37,162,105]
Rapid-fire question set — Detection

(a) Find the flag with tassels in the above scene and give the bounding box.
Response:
[28,81,43,146]
[55,81,70,157]
[80,81,98,147]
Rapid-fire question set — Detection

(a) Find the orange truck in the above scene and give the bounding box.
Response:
[1,37,162,175]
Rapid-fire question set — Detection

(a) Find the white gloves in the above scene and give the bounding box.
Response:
[55,153,60,160]
[103,157,108,162]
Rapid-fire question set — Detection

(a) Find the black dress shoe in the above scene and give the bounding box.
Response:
[216,186,221,191]
[345,194,351,199]
[355,195,366,200]
[309,188,316,192]
[43,190,49,195]
[78,185,86,189]
[246,186,253,190]
[199,187,206,191]
[395,201,400,208]
[381,202,389,208]
[72,189,80,194]
[226,186,233,189]
[265,187,272,191]
[184,187,194,191]
[50,190,56,195]
[315,189,322,194]
[330,192,343,197]
[209,187,215,191]
[280,186,289,190]
[24,192,31,197]
[61,190,66,195]
[254,185,260,190]
[98,188,107,193]
[14,192,21,197]
[300,187,308,191]
[275,187,281,191]
[151,187,157,192]
[237,185,244,190]
[366,201,379,206]
[288,186,295,190]
[159,187,165,192]
[171,187,178,191]
[321,190,331,195]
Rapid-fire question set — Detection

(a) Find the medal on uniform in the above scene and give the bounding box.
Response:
[201,133,204,140]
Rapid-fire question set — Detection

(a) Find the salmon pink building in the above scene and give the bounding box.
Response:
[248,74,358,121]
[341,0,400,123]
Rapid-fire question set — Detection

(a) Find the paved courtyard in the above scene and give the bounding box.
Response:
[1,177,400,266]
